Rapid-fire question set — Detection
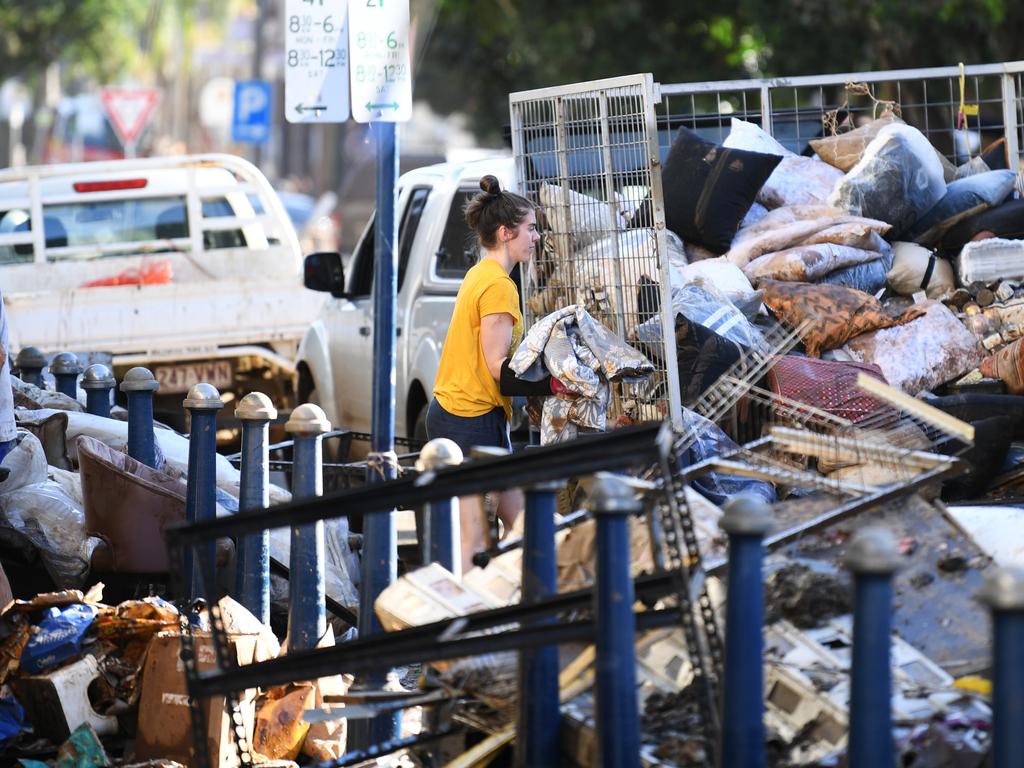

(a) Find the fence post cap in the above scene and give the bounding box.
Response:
[119,366,160,393]
[415,437,463,471]
[285,403,331,435]
[81,364,116,389]
[182,382,224,410]
[15,346,46,369]
[585,472,642,514]
[234,392,278,421]
[720,494,774,536]
[845,527,902,574]
[49,352,83,376]
[978,568,1024,611]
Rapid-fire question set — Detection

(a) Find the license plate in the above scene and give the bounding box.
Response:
[153,361,233,394]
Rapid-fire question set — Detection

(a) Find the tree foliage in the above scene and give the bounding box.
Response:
[414,0,1024,141]
[414,0,759,142]
[0,0,151,85]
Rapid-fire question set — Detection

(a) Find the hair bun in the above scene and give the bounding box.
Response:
[480,174,502,197]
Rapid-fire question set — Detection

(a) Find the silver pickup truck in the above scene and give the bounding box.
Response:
[0,153,325,426]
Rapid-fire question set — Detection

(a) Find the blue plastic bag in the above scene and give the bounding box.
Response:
[679,408,776,506]
[20,603,99,675]
[0,694,24,744]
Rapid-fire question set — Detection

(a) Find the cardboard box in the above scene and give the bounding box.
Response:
[374,562,499,633]
[13,654,118,742]
[133,602,279,768]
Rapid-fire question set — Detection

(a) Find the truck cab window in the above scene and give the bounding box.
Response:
[0,210,33,264]
[348,187,432,297]
[200,197,248,249]
[397,186,430,291]
[435,189,477,279]
[347,212,376,297]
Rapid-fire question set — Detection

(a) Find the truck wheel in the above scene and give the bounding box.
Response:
[413,403,429,445]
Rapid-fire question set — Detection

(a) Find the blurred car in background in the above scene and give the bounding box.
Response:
[42,95,151,163]
[250,189,340,254]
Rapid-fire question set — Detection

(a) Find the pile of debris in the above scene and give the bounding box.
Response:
[0,586,346,765]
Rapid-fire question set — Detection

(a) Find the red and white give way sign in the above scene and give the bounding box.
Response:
[100,87,161,145]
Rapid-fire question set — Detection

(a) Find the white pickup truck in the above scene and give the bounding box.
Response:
[0,154,325,426]
[297,156,517,444]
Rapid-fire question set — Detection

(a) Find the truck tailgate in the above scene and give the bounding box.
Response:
[5,279,326,355]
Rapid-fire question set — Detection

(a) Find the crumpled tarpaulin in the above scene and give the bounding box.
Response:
[510,305,654,444]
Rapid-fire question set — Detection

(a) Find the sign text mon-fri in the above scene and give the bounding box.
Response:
[283,0,411,124]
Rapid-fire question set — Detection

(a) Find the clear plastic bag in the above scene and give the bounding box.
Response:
[829,123,947,237]
[820,250,893,294]
[0,430,48,494]
[673,279,772,353]
[0,479,99,587]
[678,409,776,506]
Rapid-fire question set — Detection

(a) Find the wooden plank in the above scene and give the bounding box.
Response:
[855,373,975,443]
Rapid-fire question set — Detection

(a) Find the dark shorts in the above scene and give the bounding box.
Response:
[425,398,510,456]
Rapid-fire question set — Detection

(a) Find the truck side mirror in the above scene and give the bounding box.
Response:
[304,251,347,297]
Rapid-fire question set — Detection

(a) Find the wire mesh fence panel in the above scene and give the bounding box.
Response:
[657,61,1024,170]
[510,74,683,429]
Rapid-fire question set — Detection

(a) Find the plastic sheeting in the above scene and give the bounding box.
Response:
[0,479,98,587]
[744,243,883,284]
[678,408,776,506]
[819,250,893,294]
[726,206,890,269]
[829,123,947,237]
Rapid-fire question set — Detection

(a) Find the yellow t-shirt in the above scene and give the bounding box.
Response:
[433,258,523,422]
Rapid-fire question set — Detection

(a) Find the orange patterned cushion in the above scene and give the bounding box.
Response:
[761,280,927,357]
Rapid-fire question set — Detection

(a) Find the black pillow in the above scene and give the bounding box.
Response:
[675,313,747,407]
[939,199,1024,255]
[635,127,781,253]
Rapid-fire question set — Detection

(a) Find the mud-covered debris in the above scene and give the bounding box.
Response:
[908,571,935,589]
[764,564,851,629]
[937,553,970,574]
[641,685,708,766]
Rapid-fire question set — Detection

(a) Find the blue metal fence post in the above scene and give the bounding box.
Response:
[589,472,642,768]
[183,383,224,601]
[845,527,901,768]
[234,392,277,625]
[81,364,115,418]
[49,352,83,400]
[720,495,774,768]
[355,117,401,748]
[516,479,562,768]
[978,568,1024,768]
[285,403,330,651]
[15,347,46,388]
[415,438,463,576]
[119,367,159,468]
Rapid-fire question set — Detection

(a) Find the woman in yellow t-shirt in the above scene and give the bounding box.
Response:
[427,175,566,566]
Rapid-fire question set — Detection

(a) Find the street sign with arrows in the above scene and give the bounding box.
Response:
[348,0,412,123]
[284,0,350,124]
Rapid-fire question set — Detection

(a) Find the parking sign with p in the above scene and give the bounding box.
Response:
[232,80,273,144]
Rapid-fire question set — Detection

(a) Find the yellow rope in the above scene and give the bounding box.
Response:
[958,62,980,161]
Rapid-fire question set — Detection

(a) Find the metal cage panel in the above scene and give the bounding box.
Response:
[657,61,1024,171]
[510,74,683,429]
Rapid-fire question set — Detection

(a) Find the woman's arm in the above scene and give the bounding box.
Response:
[481,312,555,396]
[480,312,514,382]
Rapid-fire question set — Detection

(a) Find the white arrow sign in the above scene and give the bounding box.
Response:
[284,0,350,124]
[348,0,412,123]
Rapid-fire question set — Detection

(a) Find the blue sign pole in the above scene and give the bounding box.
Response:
[354,118,400,749]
